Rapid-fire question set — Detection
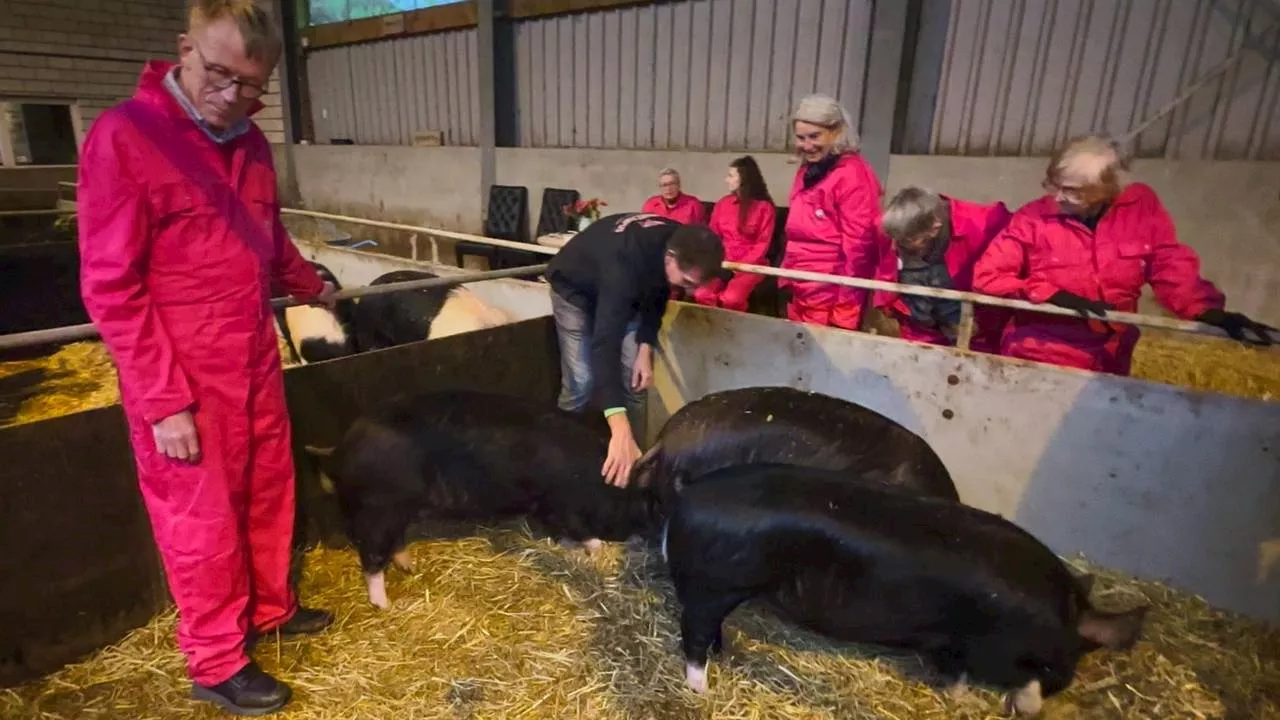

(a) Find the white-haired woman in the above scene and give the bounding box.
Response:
[974,134,1273,375]
[780,94,883,329]
[874,186,1013,352]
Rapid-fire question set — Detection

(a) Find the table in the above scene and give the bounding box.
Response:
[535,231,577,249]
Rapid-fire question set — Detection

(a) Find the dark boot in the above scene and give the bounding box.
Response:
[191,662,291,716]
[247,607,334,648]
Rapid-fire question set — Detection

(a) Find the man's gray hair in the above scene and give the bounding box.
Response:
[658,167,681,182]
[791,94,860,152]
[882,186,945,242]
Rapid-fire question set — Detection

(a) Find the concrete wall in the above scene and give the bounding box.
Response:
[0,0,285,147]
[288,145,1280,325]
[648,302,1280,624]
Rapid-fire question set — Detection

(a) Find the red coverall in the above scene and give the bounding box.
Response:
[77,61,325,686]
[973,183,1225,375]
[781,152,883,330]
[694,194,776,312]
[642,192,706,225]
[873,197,1013,353]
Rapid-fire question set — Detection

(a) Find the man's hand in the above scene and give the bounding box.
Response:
[153,410,200,463]
[631,343,654,391]
[314,281,338,310]
[602,413,642,487]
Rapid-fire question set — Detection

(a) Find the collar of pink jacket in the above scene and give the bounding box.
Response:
[133,59,267,122]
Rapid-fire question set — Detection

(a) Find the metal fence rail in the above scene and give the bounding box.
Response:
[0,264,548,352]
[3,207,1273,352]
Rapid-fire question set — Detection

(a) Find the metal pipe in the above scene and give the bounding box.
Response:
[281,208,558,256]
[0,209,74,217]
[0,264,548,352]
[38,204,1272,344]
[722,261,1274,341]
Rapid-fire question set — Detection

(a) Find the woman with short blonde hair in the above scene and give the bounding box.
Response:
[780,94,883,330]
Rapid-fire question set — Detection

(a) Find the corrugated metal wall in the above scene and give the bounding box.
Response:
[923,0,1280,159]
[511,0,873,150]
[307,28,480,145]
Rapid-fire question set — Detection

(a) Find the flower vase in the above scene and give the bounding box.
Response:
[577,216,592,232]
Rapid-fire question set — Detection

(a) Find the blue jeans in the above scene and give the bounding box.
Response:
[550,291,644,416]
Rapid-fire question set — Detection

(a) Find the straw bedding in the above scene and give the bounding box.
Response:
[2,523,1277,719]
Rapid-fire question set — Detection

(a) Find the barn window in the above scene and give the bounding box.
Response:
[0,102,81,167]
[307,0,466,26]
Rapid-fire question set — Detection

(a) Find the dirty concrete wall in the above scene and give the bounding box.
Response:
[0,0,285,145]
[648,302,1280,625]
[287,145,1280,325]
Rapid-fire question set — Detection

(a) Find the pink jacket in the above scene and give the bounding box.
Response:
[783,152,883,329]
[973,183,1225,374]
[875,197,1013,352]
[694,194,776,312]
[642,193,706,225]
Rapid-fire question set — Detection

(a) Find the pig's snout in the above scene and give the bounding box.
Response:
[685,662,709,694]
[366,571,390,610]
[1006,679,1043,717]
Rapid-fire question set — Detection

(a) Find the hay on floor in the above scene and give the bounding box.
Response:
[4,524,1277,719]
[1130,329,1279,402]
[0,341,120,427]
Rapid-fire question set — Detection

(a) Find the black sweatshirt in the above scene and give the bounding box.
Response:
[545,212,678,412]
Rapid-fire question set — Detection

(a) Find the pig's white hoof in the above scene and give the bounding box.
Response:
[582,538,604,555]
[366,571,390,610]
[945,673,969,698]
[685,662,709,694]
[392,548,414,573]
[1006,679,1043,716]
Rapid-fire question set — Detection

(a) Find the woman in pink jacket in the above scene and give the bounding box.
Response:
[781,94,884,329]
[694,156,777,312]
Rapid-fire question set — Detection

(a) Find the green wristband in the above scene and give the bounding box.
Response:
[602,407,627,418]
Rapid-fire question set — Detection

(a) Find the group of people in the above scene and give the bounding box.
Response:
[639,99,1272,367]
[549,94,1273,505]
[71,0,1272,716]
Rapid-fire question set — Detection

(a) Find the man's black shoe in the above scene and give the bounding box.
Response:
[191,662,291,716]
[247,607,335,648]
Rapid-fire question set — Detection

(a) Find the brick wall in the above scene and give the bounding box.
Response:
[0,0,286,147]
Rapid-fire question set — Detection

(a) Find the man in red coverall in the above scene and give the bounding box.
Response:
[974,134,1273,375]
[77,2,335,715]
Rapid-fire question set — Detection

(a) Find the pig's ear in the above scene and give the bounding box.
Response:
[1074,573,1096,599]
[1078,605,1149,651]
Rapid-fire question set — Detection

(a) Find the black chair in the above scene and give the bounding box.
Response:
[700,199,715,223]
[535,187,580,237]
[456,185,528,270]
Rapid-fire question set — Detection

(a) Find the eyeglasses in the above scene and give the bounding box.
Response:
[195,45,268,99]
[1042,178,1086,201]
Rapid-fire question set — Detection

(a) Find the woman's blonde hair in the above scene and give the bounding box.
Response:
[1046,134,1133,196]
[791,94,860,153]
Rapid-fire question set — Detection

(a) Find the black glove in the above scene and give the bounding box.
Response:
[1047,290,1112,318]
[1196,309,1275,346]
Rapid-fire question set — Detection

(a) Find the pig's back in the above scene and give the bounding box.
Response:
[649,386,959,501]
[669,464,1080,639]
